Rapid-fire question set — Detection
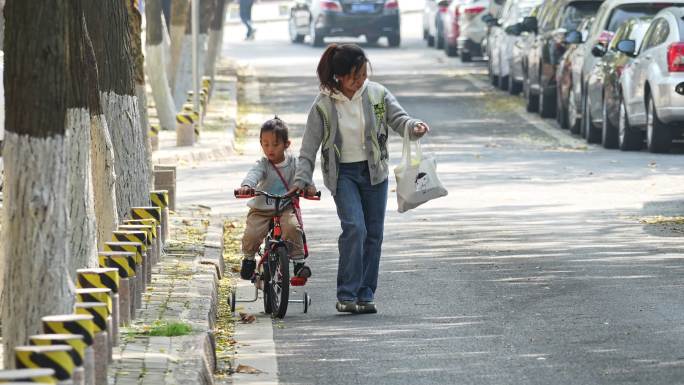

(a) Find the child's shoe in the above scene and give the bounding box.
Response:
[240,259,256,280]
[294,262,311,279]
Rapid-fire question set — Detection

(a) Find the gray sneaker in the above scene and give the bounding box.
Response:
[356,301,377,314]
[336,301,357,313]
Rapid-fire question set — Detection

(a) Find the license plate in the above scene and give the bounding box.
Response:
[350,3,375,12]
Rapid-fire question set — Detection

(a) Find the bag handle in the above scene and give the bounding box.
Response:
[402,124,422,168]
[269,159,304,229]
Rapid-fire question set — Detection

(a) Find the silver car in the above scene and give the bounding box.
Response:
[618,6,684,152]
[488,0,543,90]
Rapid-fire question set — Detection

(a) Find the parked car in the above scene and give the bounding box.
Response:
[585,17,652,148]
[617,6,684,152]
[556,16,595,132]
[443,0,467,56]
[443,0,490,62]
[522,0,604,118]
[424,0,452,47]
[577,0,684,143]
[483,0,506,65]
[507,5,542,95]
[287,0,401,47]
[486,0,543,89]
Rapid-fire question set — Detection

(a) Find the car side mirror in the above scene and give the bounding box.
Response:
[616,39,636,56]
[591,43,607,57]
[482,13,494,24]
[505,23,523,36]
[437,0,449,7]
[521,16,538,33]
[565,30,582,44]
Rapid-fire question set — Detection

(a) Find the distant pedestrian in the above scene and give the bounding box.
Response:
[291,43,430,314]
[239,0,256,40]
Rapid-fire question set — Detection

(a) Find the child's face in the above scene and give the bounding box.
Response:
[339,63,367,96]
[260,131,289,163]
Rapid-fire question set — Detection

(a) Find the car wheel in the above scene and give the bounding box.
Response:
[445,42,458,57]
[436,34,445,49]
[582,91,601,143]
[461,50,472,63]
[489,62,498,86]
[499,75,509,91]
[538,84,556,119]
[618,94,642,151]
[289,17,305,43]
[601,95,618,149]
[568,86,580,134]
[388,33,400,47]
[427,34,435,47]
[525,78,539,113]
[366,35,380,45]
[310,24,324,47]
[646,92,672,153]
[509,74,521,95]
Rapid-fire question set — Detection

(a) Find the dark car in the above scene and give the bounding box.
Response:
[556,16,594,131]
[521,0,604,117]
[585,16,651,148]
[288,0,401,47]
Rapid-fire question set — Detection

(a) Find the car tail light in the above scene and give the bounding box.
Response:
[598,30,614,46]
[385,0,399,9]
[463,5,485,14]
[667,42,684,72]
[438,4,448,13]
[321,0,342,11]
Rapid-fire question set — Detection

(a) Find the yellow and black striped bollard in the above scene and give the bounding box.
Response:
[111,231,148,296]
[73,303,108,385]
[42,314,95,385]
[75,267,120,343]
[0,368,57,383]
[201,75,213,100]
[149,124,160,151]
[15,345,75,385]
[149,190,170,245]
[176,111,196,146]
[104,242,143,315]
[75,287,114,358]
[30,334,85,385]
[124,218,162,265]
[117,224,156,269]
[130,206,162,264]
[98,250,135,326]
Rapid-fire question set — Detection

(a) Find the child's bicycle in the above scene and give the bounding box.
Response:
[230,188,320,318]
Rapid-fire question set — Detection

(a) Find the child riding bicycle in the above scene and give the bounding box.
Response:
[238,117,316,281]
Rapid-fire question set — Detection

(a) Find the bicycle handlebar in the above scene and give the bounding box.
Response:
[234,189,321,200]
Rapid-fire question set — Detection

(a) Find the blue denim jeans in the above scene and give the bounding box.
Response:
[334,162,388,303]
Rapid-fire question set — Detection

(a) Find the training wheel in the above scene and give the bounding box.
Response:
[230,291,236,314]
[303,292,311,313]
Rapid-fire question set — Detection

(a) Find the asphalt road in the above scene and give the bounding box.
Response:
[179,12,684,385]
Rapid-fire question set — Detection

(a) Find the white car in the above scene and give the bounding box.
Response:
[443,0,490,62]
[618,6,684,152]
[424,0,451,47]
[488,0,543,90]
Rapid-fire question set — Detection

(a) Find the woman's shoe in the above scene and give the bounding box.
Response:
[240,259,256,280]
[335,301,357,313]
[356,301,377,314]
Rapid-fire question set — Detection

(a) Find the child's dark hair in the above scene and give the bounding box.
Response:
[260,116,289,143]
[317,43,369,93]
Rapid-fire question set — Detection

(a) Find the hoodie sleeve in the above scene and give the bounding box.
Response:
[294,100,325,189]
[241,158,267,188]
[385,87,422,140]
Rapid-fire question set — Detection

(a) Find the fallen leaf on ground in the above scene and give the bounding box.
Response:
[231,265,241,272]
[239,312,256,323]
[236,364,262,374]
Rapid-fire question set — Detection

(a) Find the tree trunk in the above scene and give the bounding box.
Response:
[84,0,151,222]
[204,0,226,82]
[169,0,189,89]
[2,0,91,367]
[127,0,154,191]
[173,0,214,110]
[145,0,178,132]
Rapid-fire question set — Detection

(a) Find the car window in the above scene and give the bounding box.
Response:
[640,18,667,52]
[652,18,671,46]
[606,3,683,32]
[630,19,655,50]
[608,21,631,51]
[559,1,602,30]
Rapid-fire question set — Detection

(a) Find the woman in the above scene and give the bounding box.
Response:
[292,43,429,314]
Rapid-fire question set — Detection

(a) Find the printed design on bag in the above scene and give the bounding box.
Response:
[415,172,429,193]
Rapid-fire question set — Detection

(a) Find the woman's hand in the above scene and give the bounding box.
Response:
[413,122,430,138]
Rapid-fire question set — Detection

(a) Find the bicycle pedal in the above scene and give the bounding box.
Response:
[290,276,307,286]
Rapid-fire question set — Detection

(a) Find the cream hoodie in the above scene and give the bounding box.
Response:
[324,80,369,163]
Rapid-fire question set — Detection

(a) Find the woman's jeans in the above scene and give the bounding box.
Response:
[334,162,388,303]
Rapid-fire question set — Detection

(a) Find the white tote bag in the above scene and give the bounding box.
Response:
[394,126,448,213]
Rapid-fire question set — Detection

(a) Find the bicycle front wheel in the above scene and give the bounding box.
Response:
[268,246,290,318]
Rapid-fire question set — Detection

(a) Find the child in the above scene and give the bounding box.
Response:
[238,117,315,280]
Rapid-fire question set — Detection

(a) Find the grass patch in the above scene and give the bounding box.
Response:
[639,216,684,225]
[147,321,193,337]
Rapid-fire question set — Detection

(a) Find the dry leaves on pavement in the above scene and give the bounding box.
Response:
[239,312,256,323]
[236,364,262,374]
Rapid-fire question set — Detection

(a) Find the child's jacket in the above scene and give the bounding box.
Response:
[241,154,297,211]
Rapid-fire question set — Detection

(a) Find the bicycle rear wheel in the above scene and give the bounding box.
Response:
[268,246,290,318]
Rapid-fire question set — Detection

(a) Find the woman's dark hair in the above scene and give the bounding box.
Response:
[317,43,369,93]
[260,116,289,143]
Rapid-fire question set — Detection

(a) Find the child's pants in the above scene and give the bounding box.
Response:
[242,208,305,260]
